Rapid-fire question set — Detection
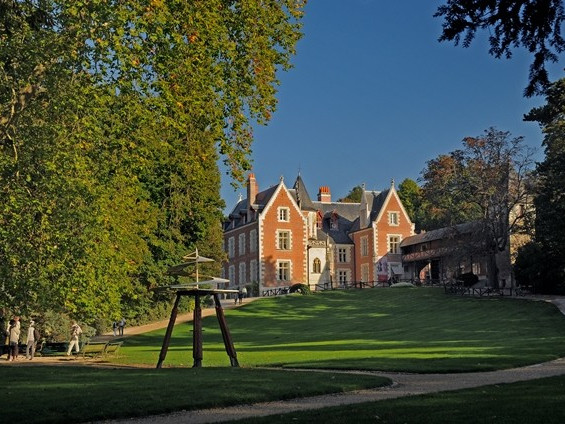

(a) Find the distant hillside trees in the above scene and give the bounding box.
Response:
[0,1,305,328]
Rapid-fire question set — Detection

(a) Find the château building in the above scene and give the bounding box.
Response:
[222,173,415,295]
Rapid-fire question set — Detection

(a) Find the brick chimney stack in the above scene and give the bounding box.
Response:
[318,186,331,203]
[247,173,258,206]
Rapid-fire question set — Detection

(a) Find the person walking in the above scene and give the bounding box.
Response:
[26,320,38,360]
[66,321,82,356]
[7,316,20,361]
[118,318,126,336]
[237,287,244,305]
[112,321,118,337]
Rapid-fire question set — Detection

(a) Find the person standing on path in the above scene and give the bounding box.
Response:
[112,321,118,337]
[26,320,38,360]
[66,321,82,356]
[118,318,126,336]
[7,317,20,361]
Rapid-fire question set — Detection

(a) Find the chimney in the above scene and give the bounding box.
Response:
[247,173,258,207]
[318,186,331,203]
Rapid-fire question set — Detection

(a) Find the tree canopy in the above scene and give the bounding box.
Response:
[435,0,565,96]
[523,78,565,292]
[0,1,306,328]
[419,128,535,286]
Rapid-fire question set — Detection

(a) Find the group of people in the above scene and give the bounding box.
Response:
[2,316,40,361]
[235,286,247,304]
[111,318,126,336]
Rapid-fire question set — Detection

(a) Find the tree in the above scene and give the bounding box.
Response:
[338,185,363,203]
[0,1,306,327]
[435,0,565,96]
[419,128,536,287]
[397,178,423,229]
[524,78,565,293]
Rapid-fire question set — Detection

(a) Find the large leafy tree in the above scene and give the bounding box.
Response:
[420,128,535,287]
[435,0,565,96]
[0,1,305,326]
[524,78,565,292]
[397,178,423,230]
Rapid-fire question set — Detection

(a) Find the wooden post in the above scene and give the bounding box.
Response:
[193,294,203,367]
[213,294,239,367]
[156,293,181,369]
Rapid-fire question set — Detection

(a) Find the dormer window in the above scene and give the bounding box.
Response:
[278,207,290,222]
[330,212,338,230]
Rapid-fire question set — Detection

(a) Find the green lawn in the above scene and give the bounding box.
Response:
[238,374,565,424]
[3,287,565,423]
[114,288,565,372]
[0,366,389,423]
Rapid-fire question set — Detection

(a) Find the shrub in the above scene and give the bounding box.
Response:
[289,283,311,295]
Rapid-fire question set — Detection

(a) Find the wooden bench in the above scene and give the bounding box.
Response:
[37,342,68,356]
[81,341,108,358]
[104,341,123,357]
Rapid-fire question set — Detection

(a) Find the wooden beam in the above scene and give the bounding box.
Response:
[213,294,239,367]
[156,293,181,369]
[193,294,203,367]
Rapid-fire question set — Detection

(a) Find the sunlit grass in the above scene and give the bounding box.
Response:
[113,288,565,372]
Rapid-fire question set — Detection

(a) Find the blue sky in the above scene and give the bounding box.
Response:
[221,0,564,212]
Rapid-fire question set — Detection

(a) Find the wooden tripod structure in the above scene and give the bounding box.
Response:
[157,250,238,368]
[156,287,239,368]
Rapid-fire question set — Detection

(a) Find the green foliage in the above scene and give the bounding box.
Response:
[0,1,305,328]
[289,283,311,295]
[525,79,565,293]
[397,178,423,229]
[338,185,363,203]
[435,0,565,96]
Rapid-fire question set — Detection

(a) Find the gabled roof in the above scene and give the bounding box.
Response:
[291,175,317,211]
[224,184,279,231]
[365,189,389,222]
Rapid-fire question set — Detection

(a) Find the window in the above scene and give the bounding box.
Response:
[338,270,349,285]
[278,207,290,222]
[249,229,257,253]
[361,264,369,282]
[239,263,246,285]
[238,233,246,256]
[338,247,347,263]
[277,261,291,281]
[361,236,368,257]
[277,230,291,250]
[313,258,321,273]
[250,260,257,282]
[389,211,399,226]
[388,235,401,254]
[228,265,235,285]
[228,237,235,258]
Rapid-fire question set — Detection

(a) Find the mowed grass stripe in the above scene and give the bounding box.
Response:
[115,288,565,372]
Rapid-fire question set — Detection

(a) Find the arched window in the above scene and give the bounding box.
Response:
[313,258,321,274]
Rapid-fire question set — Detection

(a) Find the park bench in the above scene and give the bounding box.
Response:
[81,341,108,358]
[104,341,123,357]
[37,341,68,356]
[80,340,123,359]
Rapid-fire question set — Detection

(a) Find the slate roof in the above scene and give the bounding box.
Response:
[400,221,481,248]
